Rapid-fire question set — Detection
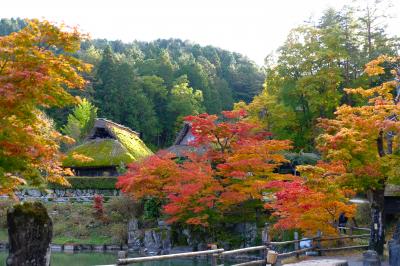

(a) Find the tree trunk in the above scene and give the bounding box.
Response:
[377,130,385,157]
[7,201,52,266]
[368,189,385,255]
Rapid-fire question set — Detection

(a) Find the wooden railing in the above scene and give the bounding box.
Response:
[315,227,370,254]
[100,224,371,266]
[117,248,224,265]
[267,226,371,266]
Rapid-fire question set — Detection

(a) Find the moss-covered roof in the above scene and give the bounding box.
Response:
[63,119,153,168]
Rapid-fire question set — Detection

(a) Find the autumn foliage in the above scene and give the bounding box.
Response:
[265,162,356,235]
[265,56,400,241]
[317,55,400,192]
[314,55,400,251]
[118,110,292,226]
[0,19,91,194]
[93,194,105,218]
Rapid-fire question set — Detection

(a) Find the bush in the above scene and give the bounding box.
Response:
[106,195,141,222]
[143,198,162,221]
[93,194,104,218]
[49,176,118,190]
[110,223,127,245]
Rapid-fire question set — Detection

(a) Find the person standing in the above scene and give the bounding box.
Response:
[338,212,348,234]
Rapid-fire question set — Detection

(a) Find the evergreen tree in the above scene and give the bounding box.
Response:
[61,98,98,145]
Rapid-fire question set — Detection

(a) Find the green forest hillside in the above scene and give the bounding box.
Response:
[81,38,265,148]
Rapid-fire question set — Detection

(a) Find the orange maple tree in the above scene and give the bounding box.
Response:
[265,162,356,236]
[118,110,292,226]
[314,55,399,253]
[0,19,91,194]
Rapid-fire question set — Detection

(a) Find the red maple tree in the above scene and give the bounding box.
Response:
[118,110,292,226]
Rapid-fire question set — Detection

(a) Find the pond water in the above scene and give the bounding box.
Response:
[0,251,212,266]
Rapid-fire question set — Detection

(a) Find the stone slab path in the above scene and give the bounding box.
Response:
[285,259,348,266]
[287,255,389,266]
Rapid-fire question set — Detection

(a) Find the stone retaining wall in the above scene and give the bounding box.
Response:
[0,242,127,252]
[3,188,121,202]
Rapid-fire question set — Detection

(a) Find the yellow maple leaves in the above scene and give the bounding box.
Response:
[0,19,91,194]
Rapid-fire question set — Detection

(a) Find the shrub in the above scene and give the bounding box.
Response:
[93,194,104,218]
[143,198,162,221]
[106,195,141,222]
[49,176,117,190]
[110,223,127,245]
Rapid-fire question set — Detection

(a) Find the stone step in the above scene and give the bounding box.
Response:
[284,259,348,266]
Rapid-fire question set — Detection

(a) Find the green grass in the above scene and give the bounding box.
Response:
[52,235,113,245]
[2,228,112,245]
[0,228,7,241]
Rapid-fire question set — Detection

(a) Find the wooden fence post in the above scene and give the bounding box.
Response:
[262,223,270,264]
[210,244,218,266]
[316,230,322,256]
[294,231,299,259]
[273,256,282,266]
[349,226,353,242]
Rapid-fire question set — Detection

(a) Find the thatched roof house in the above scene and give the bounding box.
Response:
[384,184,400,215]
[166,122,206,157]
[63,118,153,176]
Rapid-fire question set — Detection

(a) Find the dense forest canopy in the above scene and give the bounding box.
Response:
[0,18,265,149]
[83,39,265,147]
[0,18,26,35]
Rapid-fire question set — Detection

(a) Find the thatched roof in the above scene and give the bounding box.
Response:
[63,118,153,168]
[173,122,194,145]
[385,184,400,197]
[166,122,206,157]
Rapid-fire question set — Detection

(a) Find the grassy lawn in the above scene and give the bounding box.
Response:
[0,227,113,245]
[0,228,7,241]
[47,200,131,245]
[52,235,113,245]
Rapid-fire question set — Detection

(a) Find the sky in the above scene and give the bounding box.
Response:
[2,0,399,65]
